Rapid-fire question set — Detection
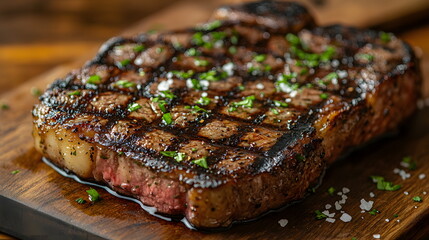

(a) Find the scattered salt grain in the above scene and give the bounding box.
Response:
[404,191,409,195]
[360,199,374,211]
[397,219,401,223]
[393,168,400,174]
[340,213,352,222]
[370,192,375,198]
[278,219,288,227]
[373,234,381,239]
[158,79,173,91]
[361,210,366,213]
[342,187,350,194]
[335,201,342,210]
[256,83,265,89]
[322,210,335,218]
[201,92,208,97]
[423,191,427,195]
[222,62,234,76]
[337,192,343,196]
[385,219,390,222]
[419,174,426,180]
[326,218,336,223]
[414,206,418,209]
[325,204,332,210]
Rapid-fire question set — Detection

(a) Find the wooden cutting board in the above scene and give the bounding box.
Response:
[1,0,429,239]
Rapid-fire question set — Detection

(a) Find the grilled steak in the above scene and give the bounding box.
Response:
[32,0,421,229]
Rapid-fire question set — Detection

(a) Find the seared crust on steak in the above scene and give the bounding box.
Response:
[32,1,421,228]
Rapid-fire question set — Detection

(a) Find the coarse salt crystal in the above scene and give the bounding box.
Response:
[404,191,409,195]
[393,168,400,174]
[339,199,346,204]
[325,204,332,210]
[419,174,426,179]
[157,79,173,91]
[360,199,374,211]
[373,234,381,239]
[414,206,418,209]
[335,201,342,210]
[222,62,234,76]
[256,83,265,89]
[322,210,335,218]
[370,192,375,198]
[385,219,390,222]
[342,195,348,200]
[361,210,365,213]
[423,192,427,195]
[278,219,288,227]
[342,187,350,194]
[201,92,208,97]
[326,218,336,223]
[340,213,352,222]
[337,192,343,196]
[166,72,173,79]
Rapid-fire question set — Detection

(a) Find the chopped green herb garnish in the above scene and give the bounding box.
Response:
[161,150,187,162]
[319,93,329,99]
[230,34,239,44]
[198,20,222,31]
[172,70,194,79]
[185,48,200,57]
[393,214,399,218]
[351,238,358,240]
[211,31,227,41]
[175,152,186,162]
[323,72,339,81]
[87,75,102,84]
[189,78,203,90]
[1,103,9,110]
[286,33,301,45]
[369,209,380,215]
[380,32,392,43]
[238,85,245,91]
[192,156,208,168]
[371,176,401,191]
[187,105,208,114]
[270,108,279,115]
[11,170,20,175]
[273,100,288,108]
[86,188,100,202]
[67,90,81,96]
[356,53,374,62]
[71,151,77,156]
[160,90,176,99]
[31,87,42,97]
[139,70,146,76]
[196,96,211,106]
[319,46,336,62]
[199,70,227,81]
[119,59,131,67]
[158,102,167,113]
[133,44,145,52]
[253,54,266,62]
[194,58,209,67]
[327,187,336,196]
[192,32,205,46]
[401,156,416,170]
[228,46,237,54]
[115,80,136,88]
[162,112,173,125]
[156,47,164,53]
[127,102,142,112]
[229,95,256,112]
[75,198,86,204]
[413,196,422,202]
[160,151,176,157]
[314,210,328,220]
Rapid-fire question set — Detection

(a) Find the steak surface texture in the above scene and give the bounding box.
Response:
[32,0,421,229]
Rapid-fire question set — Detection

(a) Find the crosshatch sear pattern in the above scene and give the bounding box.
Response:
[32,0,420,229]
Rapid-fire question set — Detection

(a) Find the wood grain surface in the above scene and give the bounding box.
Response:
[1,0,429,239]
